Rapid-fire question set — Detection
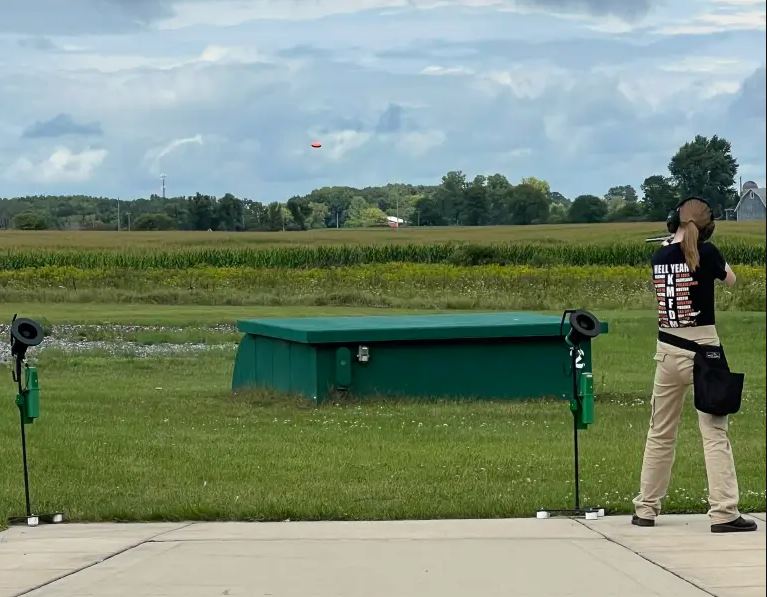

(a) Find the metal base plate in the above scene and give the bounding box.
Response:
[8,512,65,526]
[537,507,605,520]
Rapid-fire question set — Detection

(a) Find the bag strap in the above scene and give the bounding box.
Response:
[658,331,702,353]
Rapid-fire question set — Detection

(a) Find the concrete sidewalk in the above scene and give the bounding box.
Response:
[1,514,764,597]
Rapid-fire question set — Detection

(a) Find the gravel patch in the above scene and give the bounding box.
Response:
[0,323,237,362]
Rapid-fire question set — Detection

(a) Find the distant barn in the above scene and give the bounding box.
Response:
[734,181,766,221]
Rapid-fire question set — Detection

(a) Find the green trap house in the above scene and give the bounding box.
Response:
[232,312,608,403]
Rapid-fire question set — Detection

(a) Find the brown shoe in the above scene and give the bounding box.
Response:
[711,516,757,533]
[632,514,655,527]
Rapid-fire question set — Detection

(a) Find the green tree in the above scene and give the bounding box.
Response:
[568,195,607,223]
[549,191,570,206]
[188,193,217,230]
[12,211,48,230]
[286,196,313,230]
[641,175,680,221]
[345,196,386,227]
[508,183,550,225]
[434,171,467,225]
[462,175,488,225]
[306,202,329,229]
[604,185,638,203]
[133,213,175,230]
[548,202,568,224]
[520,177,550,197]
[668,135,738,217]
[486,174,512,224]
[217,193,244,231]
[603,185,638,220]
[414,193,445,226]
[266,202,284,231]
[243,200,267,230]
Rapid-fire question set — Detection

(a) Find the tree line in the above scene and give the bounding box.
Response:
[1,135,742,231]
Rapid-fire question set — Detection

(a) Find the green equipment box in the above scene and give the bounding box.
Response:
[232,312,608,402]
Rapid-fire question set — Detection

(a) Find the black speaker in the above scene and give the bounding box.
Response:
[566,310,601,347]
[10,317,43,359]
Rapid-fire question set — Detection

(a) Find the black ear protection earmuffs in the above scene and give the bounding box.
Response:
[666,196,715,242]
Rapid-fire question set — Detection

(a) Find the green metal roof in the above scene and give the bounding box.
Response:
[237,312,609,344]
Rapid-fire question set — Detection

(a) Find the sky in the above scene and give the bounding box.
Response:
[0,0,765,202]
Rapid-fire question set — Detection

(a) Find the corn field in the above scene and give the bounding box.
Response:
[0,240,763,270]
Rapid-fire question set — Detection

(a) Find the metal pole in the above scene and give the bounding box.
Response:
[571,348,580,513]
[19,409,32,517]
[117,197,120,231]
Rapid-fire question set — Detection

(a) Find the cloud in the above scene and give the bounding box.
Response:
[5,147,108,183]
[714,0,764,5]
[157,0,657,29]
[395,130,447,156]
[0,0,176,34]
[1,0,764,201]
[657,9,766,35]
[730,65,766,119]
[316,130,372,160]
[16,36,60,51]
[420,65,474,76]
[22,114,103,138]
[196,45,270,65]
[516,0,653,20]
[660,57,744,74]
[0,0,657,34]
[376,104,405,133]
[480,68,562,98]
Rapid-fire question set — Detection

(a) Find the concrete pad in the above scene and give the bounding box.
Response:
[5,516,763,597]
[23,528,708,597]
[583,514,766,597]
[159,517,600,542]
[0,523,187,597]
[715,587,767,597]
[638,548,766,568]
[673,565,767,589]
[750,512,766,522]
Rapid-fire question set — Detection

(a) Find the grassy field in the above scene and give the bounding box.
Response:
[2,264,764,311]
[0,225,763,526]
[0,308,764,524]
[1,221,764,249]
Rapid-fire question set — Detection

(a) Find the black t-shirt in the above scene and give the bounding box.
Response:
[652,242,727,328]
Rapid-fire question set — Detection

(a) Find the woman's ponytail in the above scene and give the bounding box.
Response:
[677,197,712,272]
[680,220,700,271]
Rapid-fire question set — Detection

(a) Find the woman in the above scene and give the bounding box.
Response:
[632,197,757,533]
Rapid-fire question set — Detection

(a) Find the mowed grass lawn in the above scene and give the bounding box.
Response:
[0,221,763,250]
[0,306,764,524]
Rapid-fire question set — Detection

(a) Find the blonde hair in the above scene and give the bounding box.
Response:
[679,198,712,272]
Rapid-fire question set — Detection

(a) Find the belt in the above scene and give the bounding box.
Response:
[657,331,702,353]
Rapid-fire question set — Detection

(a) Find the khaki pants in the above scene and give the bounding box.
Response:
[633,326,741,525]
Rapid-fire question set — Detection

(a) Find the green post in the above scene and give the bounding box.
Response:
[570,371,594,430]
[16,367,40,424]
[579,372,594,426]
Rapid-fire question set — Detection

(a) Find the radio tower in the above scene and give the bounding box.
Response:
[161,173,166,199]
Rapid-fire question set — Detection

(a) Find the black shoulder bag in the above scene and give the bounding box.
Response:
[658,331,744,416]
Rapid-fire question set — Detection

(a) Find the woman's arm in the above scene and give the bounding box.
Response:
[723,263,736,287]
